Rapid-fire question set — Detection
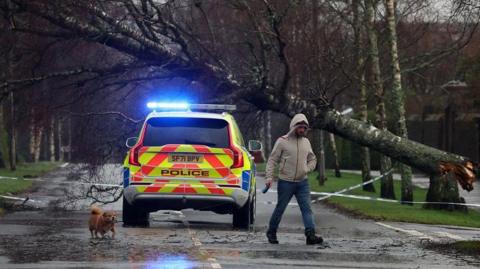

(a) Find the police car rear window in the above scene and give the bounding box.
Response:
[143,117,230,148]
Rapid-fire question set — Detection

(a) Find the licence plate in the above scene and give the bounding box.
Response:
[169,154,203,163]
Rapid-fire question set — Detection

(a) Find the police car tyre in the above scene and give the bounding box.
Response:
[122,197,149,227]
[233,196,252,229]
[250,190,256,225]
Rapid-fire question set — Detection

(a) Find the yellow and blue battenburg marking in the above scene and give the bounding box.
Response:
[124,144,253,197]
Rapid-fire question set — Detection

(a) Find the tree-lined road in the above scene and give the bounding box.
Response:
[0,165,478,268]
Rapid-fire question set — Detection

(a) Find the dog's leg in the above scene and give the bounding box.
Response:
[94,231,99,239]
[90,229,94,239]
[111,227,115,239]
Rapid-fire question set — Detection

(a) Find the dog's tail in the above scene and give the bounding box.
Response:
[91,206,102,215]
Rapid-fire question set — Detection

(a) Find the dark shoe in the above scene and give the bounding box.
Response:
[266,230,279,244]
[305,230,323,245]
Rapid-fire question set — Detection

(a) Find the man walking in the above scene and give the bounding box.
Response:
[265,113,323,245]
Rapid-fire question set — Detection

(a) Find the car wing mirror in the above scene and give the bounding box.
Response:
[248,140,262,151]
[125,137,138,148]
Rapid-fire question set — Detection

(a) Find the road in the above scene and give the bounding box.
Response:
[0,164,479,268]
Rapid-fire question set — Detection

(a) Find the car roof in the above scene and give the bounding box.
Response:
[146,111,232,121]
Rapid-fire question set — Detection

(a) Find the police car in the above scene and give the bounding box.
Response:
[122,103,260,229]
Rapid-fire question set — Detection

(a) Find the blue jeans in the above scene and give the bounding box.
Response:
[268,179,315,233]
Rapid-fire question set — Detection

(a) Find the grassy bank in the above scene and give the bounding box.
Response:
[0,162,61,216]
[307,170,480,228]
[0,162,60,196]
[255,162,266,173]
[452,241,480,252]
[428,240,480,258]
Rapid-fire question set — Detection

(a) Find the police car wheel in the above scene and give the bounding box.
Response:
[233,197,252,229]
[249,191,256,225]
[122,197,149,227]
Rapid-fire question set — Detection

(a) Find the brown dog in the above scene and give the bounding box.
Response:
[89,206,116,239]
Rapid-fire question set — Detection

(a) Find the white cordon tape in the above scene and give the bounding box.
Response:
[0,195,42,204]
[0,176,123,188]
[311,169,480,207]
[0,182,121,204]
[75,182,123,188]
[0,176,19,180]
[313,169,393,202]
[311,192,480,208]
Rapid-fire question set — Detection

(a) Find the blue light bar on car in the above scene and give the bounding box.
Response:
[147,102,236,111]
[147,102,190,110]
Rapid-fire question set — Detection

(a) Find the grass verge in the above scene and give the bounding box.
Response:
[452,241,480,252]
[427,240,480,258]
[255,162,266,173]
[0,161,61,195]
[308,170,480,228]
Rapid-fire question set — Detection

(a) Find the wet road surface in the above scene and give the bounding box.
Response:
[0,164,479,268]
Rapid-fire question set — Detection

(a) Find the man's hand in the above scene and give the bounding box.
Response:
[262,178,273,193]
[265,178,273,188]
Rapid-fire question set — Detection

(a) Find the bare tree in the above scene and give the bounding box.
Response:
[385,0,412,202]
[0,0,477,206]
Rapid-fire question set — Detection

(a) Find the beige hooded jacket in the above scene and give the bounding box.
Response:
[265,113,317,182]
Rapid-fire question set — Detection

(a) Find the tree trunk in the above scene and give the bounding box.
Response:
[314,129,326,185]
[318,110,468,177]
[353,0,373,191]
[49,117,55,162]
[8,78,16,171]
[426,172,467,211]
[58,118,64,162]
[29,116,35,161]
[328,133,341,177]
[365,0,395,195]
[367,2,387,194]
[5,14,16,171]
[34,126,43,163]
[68,117,72,162]
[0,104,10,168]
[385,0,413,202]
[380,155,396,199]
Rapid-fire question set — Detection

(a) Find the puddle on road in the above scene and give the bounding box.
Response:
[242,249,402,263]
[143,254,195,269]
[0,211,207,268]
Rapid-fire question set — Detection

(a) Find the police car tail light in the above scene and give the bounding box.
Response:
[129,144,141,166]
[230,145,244,168]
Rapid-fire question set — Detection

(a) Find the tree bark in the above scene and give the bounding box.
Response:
[0,104,10,168]
[58,119,63,162]
[34,126,43,163]
[68,117,72,162]
[7,72,16,171]
[49,117,55,162]
[328,133,341,177]
[385,0,413,202]
[365,0,393,195]
[318,110,469,177]
[29,108,42,163]
[314,129,326,185]
[29,116,35,161]
[353,0,373,190]
[426,172,466,211]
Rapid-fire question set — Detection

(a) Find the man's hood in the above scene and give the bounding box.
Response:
[286,113,309,137]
